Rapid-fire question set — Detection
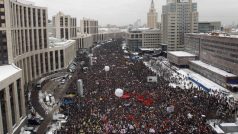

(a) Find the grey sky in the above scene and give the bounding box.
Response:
[30,0,238,26]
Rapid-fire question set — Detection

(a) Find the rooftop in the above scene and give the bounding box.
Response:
[0,64,21,82]
[168,51,196,57]
[49,37,75,48]
[140,48,161,51]
[14,0,35,5]
[190,60,237,77]
[188,33,238,39]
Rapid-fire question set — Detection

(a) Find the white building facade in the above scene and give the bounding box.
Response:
[52,11,77,40]
[0,1,77,133]
[126,29,161,51]
[80,18,99,42]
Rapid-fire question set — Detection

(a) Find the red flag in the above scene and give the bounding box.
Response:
[127,114,135,121]
[137,95,144,102]
[143,98,153,106]
[121,92,131,99]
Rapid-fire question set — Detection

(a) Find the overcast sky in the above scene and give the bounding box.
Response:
[30,0,238,26]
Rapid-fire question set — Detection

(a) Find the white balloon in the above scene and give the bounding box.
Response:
[105,66,110,72]
[115,88,123,97]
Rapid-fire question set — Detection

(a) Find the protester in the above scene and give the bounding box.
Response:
[57,41,235,134]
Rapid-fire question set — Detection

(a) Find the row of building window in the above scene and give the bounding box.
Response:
[11,29,47,57]
[0,30,8,65]
[16,50,64,82]
[10,2,47,28]
[0,79,23,134]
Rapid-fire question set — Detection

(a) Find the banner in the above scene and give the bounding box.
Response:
[166,105,175,113]
[147,76,158,83]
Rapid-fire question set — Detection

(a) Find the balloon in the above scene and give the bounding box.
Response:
[115,88,123,97]
[105,66,110,72]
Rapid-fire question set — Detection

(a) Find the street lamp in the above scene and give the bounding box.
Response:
[104,66,110,79]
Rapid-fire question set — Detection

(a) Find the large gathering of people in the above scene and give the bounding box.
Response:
[56,40,236,134]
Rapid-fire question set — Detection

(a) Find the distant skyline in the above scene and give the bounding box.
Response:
[30,0,238,26]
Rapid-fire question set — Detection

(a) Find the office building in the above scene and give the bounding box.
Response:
[126,28,160,51]
[0,64,25,134]
[185,33,238,76]
[76,34,94,49]
[52,12,77,40]
[168,33,238,90]
[147,0,158,29]
[167,51,196,67]
[0,1,77,133]
[198,21,221,33]
[80,18,98,42]
[161,0,198,51]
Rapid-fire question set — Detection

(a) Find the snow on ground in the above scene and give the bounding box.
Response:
[178,69,227,92]
[208,123,225,134]
[144,57,238,100]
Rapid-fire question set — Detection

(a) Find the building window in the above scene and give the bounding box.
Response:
[55,51,59,69]
[33,8,36,27]
[17,79,23,117]
[50,51,54,71]
[37,9,41,27]
[0,89,8,134]
[60,50,64,68]
[40,53,44,73]
[0,30,8,65]
[9,83,16,126]
[0,1,5,27]
[45,52,49,73]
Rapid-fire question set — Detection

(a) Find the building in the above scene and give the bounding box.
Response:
[184,33,238,90]
[76,34,94,49]
[52,12,77,40]
[0,65,25,134]
[0,1,77,133]
[126,28,160,51]
[147,0,158,29]
[168,33,238,90]
[48,38,76,68]
[80,18,99,42]
[185,33,238,75]
[189,60,238,89]
[198,21,221,33]
[161,0,198,51]
[167,51,196,67]
[52,12,94,50]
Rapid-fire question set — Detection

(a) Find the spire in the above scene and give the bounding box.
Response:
[151,0,155,9]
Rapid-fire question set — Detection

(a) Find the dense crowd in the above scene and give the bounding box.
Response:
[57,40,236,134]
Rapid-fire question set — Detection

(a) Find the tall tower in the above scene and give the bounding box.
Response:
[161,0,198,51]
[147,0,158,29]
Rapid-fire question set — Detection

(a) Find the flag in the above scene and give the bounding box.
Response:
[137,95,144,102]
[121,92,131,99]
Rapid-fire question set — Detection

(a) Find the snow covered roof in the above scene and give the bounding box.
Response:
[220,123,238,127]
[190,60,237,77]
[189,33,238,39]
[0,64,21,82]
[168,51,196,57]
[49,37,75,48]
[140,48,161,51]
[15,0,35,5]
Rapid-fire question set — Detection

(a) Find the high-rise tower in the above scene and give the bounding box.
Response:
[161,0,198,51]
[147,0,158,29]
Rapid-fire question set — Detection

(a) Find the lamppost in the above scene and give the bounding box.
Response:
[104,66,110,79]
